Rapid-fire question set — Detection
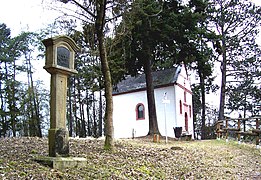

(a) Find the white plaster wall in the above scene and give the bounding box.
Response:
[174,85,183,128]
[154,86,176,138]
[175,65,194,138]
[113,86,194,139]
[186,88,194,138]
[113,91,149,139]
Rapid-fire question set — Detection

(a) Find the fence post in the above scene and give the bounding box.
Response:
[256,118,260,149]
[217,121,220,140]
[237,119,241,144]
[226,118,228,143]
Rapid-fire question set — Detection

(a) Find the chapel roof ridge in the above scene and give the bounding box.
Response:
[113,65,182,95]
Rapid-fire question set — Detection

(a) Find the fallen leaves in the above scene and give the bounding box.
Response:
[0,137,260,179]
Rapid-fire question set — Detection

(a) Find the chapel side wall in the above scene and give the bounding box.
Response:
[186,88,194,138]
[113,91,149,139]
[174,85,185,128]
[175,64,194,138]
[154,86,176,138]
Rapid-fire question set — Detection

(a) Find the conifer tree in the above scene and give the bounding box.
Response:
[110,0,212,137]
[207,0,261,120]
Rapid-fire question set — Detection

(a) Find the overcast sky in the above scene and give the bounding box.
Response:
[0,0,61,37]
[0,0,260,37]
[0,0,64,88]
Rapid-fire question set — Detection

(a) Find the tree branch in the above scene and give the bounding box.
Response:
[70,0,96,18]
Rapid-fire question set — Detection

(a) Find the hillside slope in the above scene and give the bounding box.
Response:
[0,137,260,179]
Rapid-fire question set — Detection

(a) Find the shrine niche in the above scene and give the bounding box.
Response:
[43,35,78,75]
[57,46,70,68]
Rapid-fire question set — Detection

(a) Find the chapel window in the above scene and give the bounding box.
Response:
[136,103,145,120]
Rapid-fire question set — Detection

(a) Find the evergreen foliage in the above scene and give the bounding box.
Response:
[0,23,48,137]
[206,0,261,120]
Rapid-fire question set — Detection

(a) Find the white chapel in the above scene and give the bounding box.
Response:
[112,64,194,139]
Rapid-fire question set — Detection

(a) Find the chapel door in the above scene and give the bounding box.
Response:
[185,113,188,131]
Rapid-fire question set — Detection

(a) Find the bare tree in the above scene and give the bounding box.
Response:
[57,0,128,149]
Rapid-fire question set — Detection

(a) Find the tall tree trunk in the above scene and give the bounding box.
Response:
[34,89,42,137]
[72,78,79,137]
[11,59,16,137]
[143,43,159,136]
[243,95,246,132]
[68,80,73,137]
[25,54,42,137]
[95,0,114,150]
[218,1,227,121]
[29,67,42,137]
[86,91,92,136]
[76,77,85,137]
[0,78,7,137]
[218,36,227,121]
[25,58,35,137]
[200,72,206,139]
[192,97,197,139]
[23,105,29,137]
[1,62,10,137]
[98,89,103,137]
[27,86,35,136]
[92,91,97,137]
[0,78,3,137]
[81,102,86,137]
[4,61,14,137]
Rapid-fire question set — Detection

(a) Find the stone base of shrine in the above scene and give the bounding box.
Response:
[34,156,87,169]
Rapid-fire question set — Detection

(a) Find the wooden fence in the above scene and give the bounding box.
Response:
[216,116,261,149]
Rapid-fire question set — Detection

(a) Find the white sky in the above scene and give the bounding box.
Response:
[0,0,64,88]
[1,0,260,37]
[0,0,61,36]
[0,0,260,117]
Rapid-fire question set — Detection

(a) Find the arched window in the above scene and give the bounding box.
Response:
[179,100,182,114]
[136,103,145,120]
